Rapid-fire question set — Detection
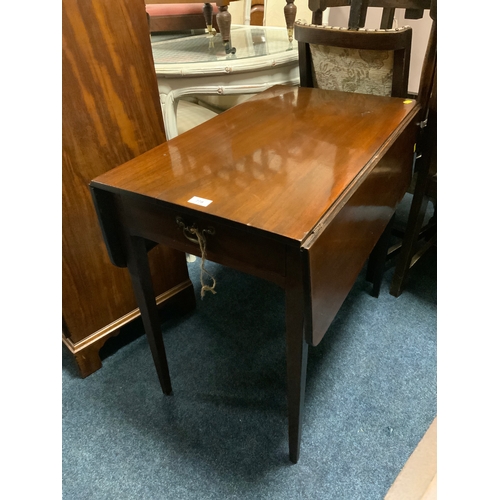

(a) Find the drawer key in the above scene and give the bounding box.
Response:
[176,217,216,298]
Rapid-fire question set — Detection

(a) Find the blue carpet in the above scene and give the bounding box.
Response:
[62,197,436,499]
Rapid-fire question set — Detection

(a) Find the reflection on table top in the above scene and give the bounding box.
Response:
[92,86,418,243]
[151,25,297,67]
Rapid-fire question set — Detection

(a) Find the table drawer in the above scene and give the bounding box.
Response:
[121,195,287,285]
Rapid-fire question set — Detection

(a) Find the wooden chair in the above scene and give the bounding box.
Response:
[297,0,437,297]
[294,21,412,99]
[294,20,412,297]
[389,0,436,296]
[308,0,432,29]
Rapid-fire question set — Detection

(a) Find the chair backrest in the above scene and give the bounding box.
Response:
[309,0,432,29]
[294,20,412,98]
[415,0,435,110]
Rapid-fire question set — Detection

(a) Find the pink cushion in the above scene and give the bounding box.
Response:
[146,4,216,16]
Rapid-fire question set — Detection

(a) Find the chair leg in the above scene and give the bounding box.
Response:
[390,185,431,298]
[366,214,395,298]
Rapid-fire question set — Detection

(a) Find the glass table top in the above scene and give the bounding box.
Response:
[151,25,298,65]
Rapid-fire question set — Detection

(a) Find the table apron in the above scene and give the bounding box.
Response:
[120,195,288,287]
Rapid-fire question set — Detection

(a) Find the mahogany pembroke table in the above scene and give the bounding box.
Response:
[90,85,420,462]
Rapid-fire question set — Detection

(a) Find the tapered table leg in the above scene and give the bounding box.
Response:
[286,312,308,463]
[285,250,309,463]
[126,235,173,395]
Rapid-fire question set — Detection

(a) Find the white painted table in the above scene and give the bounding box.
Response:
[152,25,299,138]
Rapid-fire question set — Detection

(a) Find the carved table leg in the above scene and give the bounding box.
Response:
[203,3,217,36]
[284,0,297,42]
[217,5,236,54]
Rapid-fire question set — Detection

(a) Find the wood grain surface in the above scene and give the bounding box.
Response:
[63,0,192,348]
[92,86,418,244]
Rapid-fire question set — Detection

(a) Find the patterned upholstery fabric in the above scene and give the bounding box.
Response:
[310,45,394,96]
[294,20,411,97]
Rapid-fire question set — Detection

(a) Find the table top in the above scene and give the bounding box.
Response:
[152,25,297,75]
[92,86,418,245]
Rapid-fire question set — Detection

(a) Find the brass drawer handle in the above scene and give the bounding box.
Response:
[175,217,215,244]
[175,217,216,298]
